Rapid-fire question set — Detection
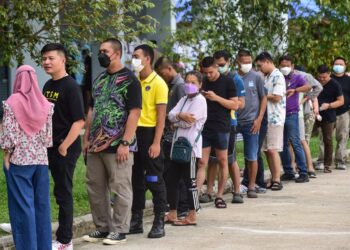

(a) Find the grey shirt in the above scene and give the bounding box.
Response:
[237,70,266,124]
[294,69,323,114]
[164,74,186,142]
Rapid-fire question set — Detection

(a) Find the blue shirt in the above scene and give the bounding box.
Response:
[227,72,245,126]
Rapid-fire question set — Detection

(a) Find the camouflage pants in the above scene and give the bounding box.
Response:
[304,112,315,145]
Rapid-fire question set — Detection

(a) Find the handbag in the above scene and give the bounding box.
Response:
[170,97,202,163]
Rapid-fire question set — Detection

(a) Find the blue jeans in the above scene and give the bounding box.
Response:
[4,163,52,250]
[242,119,267,188]
[280,113,308,175]
[236,123,259,161]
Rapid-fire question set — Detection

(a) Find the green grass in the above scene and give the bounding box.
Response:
[0,136,349,224]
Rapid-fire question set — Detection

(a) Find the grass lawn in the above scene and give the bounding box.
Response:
[0,136,349,224]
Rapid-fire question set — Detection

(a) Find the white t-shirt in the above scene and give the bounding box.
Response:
[264,69,286,126]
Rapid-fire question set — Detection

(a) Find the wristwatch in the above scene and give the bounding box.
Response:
[120,140,130,146]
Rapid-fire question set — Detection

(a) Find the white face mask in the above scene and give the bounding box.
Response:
[131,58,144,73]
[280,67,292,76]
[240,64,252,74]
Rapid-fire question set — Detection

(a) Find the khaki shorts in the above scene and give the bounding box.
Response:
[262,124,284,152]
[299,116,305,141]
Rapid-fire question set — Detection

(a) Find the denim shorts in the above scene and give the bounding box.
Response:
[236,123,259,161]
[202,130,230,150]
[209,126,236,164]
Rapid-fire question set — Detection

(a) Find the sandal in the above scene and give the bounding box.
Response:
[164,211,178,224]
[214,197,227,208]
[324,166,332,173]
[199,193,213,203]
[270,181,283,191]
[172,218,197,226]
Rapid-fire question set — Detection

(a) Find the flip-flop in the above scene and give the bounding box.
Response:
[214,197,227,208]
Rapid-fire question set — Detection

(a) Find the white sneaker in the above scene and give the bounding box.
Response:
[315,162,324,170]
[336,163,347,170]
[239,184,248,194]
[0,223,12,233]
[52,240,73,250]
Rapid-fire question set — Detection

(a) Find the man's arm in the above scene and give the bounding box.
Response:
[238,96,245,109]
[204,91,238,110]
[83,107,93,155]
[251,96,267,134]
[149,104,166,159]
[59,119,85,156]
[320,95,344,110]
[267,94,282,103]
[116,108,141,163]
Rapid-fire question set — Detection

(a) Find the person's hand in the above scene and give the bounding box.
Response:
[116,144,129,163]
[83,138,90,157]
[4,151,10,170]
[149,143,160,159]
[250,118,262,134]
[58,143,68,157]
[320,103,330,111]
[286,89,296,98]
[203,91,218,101]
[179,112,196,124]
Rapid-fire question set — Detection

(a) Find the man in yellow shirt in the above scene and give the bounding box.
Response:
[129,44,168,238]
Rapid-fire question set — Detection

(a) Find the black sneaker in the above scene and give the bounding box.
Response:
[281,173,296,181]
[102,232,126,245]
[82,230,109,243]
[295,174,309,183]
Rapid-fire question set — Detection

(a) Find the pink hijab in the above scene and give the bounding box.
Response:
[6,65,52,136]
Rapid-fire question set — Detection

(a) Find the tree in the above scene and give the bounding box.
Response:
[287,0,350,73]
[0,0,157,69]
[162,0,295,66]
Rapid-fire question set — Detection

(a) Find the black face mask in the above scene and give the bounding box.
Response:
[98,53,111,68]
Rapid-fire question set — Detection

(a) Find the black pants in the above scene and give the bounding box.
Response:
[242,119,267,188]
[167,158,199,211]
[163,140,189,213]
[132,127,167,214]
[48,148,80,244]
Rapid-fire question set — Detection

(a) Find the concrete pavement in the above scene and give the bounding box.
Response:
[75,169,350,250]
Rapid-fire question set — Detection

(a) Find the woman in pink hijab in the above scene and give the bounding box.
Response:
[0,65,54,250]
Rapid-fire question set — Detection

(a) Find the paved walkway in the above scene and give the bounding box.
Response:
[75,169,350,250]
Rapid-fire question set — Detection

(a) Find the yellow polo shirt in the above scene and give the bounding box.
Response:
[138,71,168,127]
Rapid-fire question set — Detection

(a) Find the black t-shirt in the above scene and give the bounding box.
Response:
[332,74,350,116]
[43,75,85,153]
[202,74,237,132]
[317,78,343,123]
[89,67,142,153]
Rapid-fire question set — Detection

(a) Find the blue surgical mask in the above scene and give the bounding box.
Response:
[333,65,345,74]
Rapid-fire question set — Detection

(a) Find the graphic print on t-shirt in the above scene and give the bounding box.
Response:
[44,91,59,102]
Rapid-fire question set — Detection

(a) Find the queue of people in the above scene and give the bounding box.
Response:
[1,38,349,249]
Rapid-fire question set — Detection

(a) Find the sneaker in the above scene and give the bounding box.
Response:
[335,163,347,170]
[239,184,248,194]
[295,174,309,183]
[0,223,12,233]
[102,232,126,245]
[52,240,73,250]
[199,193,213,203]
[315,162,324,170]
[231,193,244,203]
[255,185,267,193]
[82,230,109,243]
[280,173,296,181]
[308,171,317,178]
[247,189,258,198]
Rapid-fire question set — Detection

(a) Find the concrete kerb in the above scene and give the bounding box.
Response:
[0,178,240,250]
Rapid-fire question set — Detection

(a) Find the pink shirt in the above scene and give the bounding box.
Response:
[0,102,54,166]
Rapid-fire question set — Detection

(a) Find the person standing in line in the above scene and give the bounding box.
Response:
[42,43,85,250]
[315,65,344,173]
[154,56,188,218]
[255,52,286,190]
[0,65,54,250]
[82,38,142,245]
[166,71,207,225]
[129,44,168,238]
[196,56,238,209]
